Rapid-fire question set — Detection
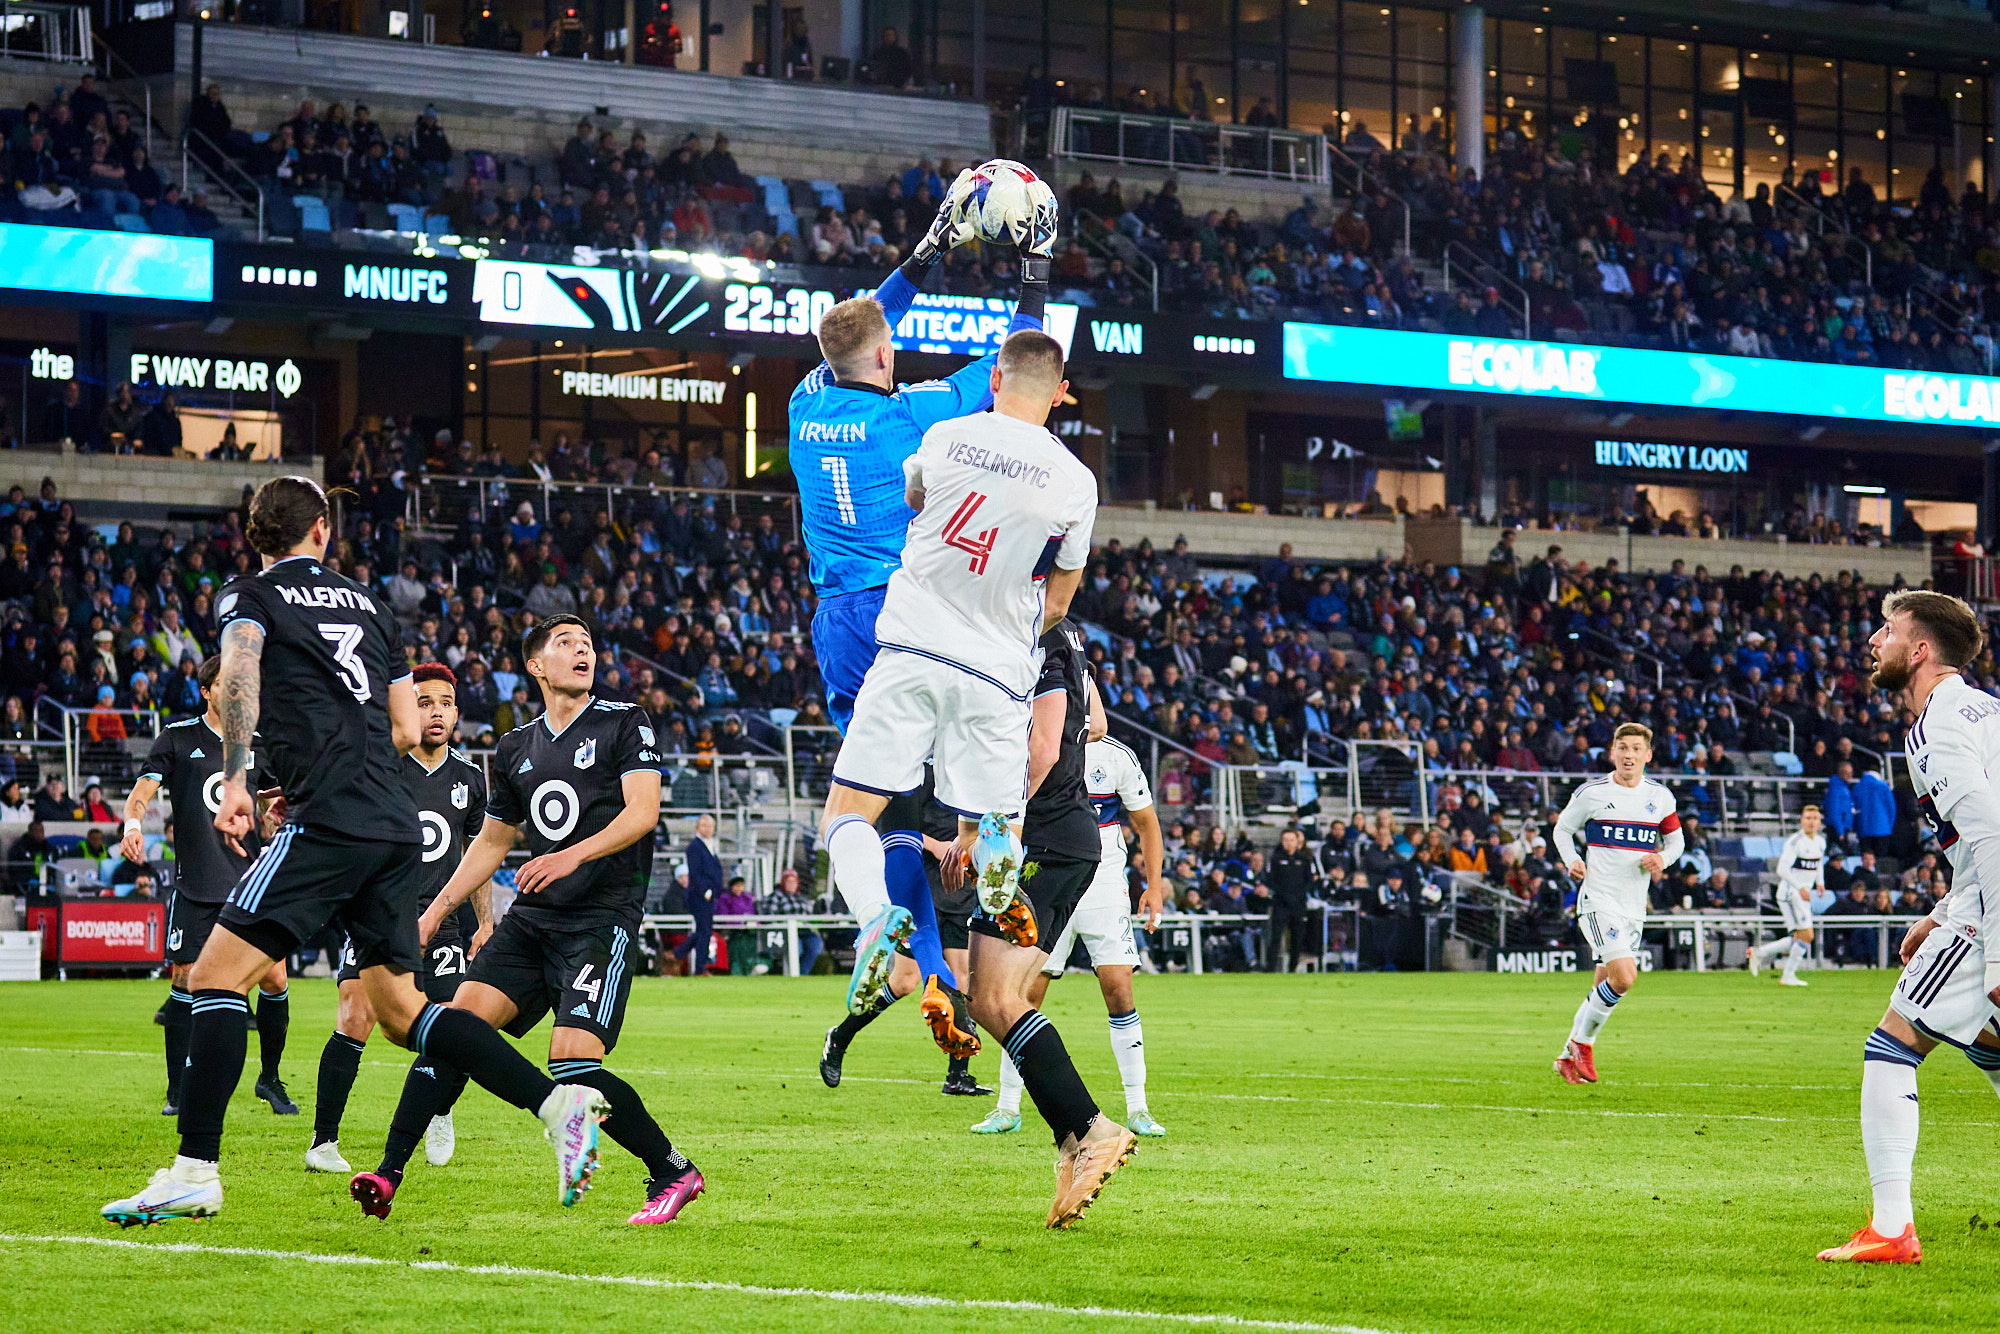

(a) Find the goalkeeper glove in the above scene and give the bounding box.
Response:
[1019,178,1058,284]
[908,168,977,271]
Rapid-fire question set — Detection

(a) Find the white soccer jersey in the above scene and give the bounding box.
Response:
[1553,774,1684,920]
[1905,673,2000,960]
[873,411,1097,698]
[1775,831,1827,894]
[1086,736,1153,863]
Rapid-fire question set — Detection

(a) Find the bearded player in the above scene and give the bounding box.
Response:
[1818,591,2000,1265]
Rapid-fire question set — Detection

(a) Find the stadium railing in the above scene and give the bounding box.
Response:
[1231,751,1843,833]
[410,474,802,555]
[638,910,1337,975]
[1050,107,1328,185]
[34,697,164,797]
[1641,912,1925,972]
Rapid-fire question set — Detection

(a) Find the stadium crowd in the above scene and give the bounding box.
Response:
[0,419,1970,970]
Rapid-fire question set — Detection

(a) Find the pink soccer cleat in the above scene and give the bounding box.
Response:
[349,1171,398,1219]
[628,1166,705,1225]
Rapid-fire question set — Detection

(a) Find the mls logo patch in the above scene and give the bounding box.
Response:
[450,782,470,810]
[1919,754,1929,773]
[217,592,238,616]
[574,738,597,770]
[639,725,655,748]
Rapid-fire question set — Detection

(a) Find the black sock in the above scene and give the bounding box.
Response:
[1000,1010,1100,1147]
[312,1032,367,1146]
[550,1059,691,1181]
[256,987,290,1082]
[176,990,250,1162]
[411,1004,554,1112]
[163,986,192,1103]
[947,998,979,1078]
[378,1054,465,1177]
[832,988,898,1045]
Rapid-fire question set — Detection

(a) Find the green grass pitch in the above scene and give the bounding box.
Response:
[4,970,2000,1332]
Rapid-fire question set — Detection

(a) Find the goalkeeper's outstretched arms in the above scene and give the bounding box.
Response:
[873,167,977,326]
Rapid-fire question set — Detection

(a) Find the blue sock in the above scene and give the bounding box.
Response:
[883,833,954,989]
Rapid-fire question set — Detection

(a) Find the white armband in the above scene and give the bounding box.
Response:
[123,818,143,837]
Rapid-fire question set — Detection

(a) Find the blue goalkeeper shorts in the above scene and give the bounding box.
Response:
[811,584,887,736]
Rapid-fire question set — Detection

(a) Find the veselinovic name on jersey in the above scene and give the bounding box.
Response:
[943,440,1055,488]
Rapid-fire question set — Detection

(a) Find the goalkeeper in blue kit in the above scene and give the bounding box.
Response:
[793,168,1057,1076]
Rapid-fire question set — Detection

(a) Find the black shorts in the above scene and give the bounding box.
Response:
[464,913,638,1052]
[217,825,423,974]
[337,923,466,1003]
[895,861,976,958]
[971,847,1097,955]
[166,891,224,965]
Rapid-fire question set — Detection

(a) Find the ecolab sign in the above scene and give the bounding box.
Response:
[1883,373,2000,425]
[1447,340,1601,394]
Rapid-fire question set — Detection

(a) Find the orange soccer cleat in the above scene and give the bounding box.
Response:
[1554,1040,1597,1084]
[1817,1223,1922,1264]
[991,892,1039,949]
[920,975,981,1059]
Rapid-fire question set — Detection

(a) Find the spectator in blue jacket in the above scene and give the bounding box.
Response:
[1854,766,1897,855]
[1824,762,1857,842]
[674,813,721,975]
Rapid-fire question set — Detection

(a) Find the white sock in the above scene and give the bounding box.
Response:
[826,813,890,922]
[996,1048,1023,1116]
[1784,939,1810,978]
[1755,938,1790,967]
[172,1154,218,1181]
[1860,1048,1921,1235]
[1109,1009,1147,1115]
[1569,979,1620,1045]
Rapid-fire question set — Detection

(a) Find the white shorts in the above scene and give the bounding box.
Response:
[1890,925,1999,1048]
[1778,892,1816,933]
[831,647,1030,820]
[1577,906,1643,966]
[1040,858,1140,975]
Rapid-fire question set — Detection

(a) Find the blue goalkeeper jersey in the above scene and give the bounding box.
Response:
[791,268,1041,599]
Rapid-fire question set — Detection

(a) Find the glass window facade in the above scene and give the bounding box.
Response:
[917,2,1991,202]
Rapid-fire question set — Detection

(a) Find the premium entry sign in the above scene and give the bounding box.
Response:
[1283,323,2000,427]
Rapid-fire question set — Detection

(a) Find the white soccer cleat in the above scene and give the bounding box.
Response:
[102,1163,222,1226]
[1748,944,1762,976]
[539,1083,610,1207]
[971,813,1024,916]
[425,1112,456,1166]
[305,1140,352,1174]
[1780,976,1810,987]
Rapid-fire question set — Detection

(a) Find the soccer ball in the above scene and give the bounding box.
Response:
[954,159,1040,246]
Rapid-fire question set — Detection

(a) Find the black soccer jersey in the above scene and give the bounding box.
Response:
[1023,620,1100,862]
[403,746,487,915]
[487,697,662,930]
[215,556,421,846]
[139,716,263,904]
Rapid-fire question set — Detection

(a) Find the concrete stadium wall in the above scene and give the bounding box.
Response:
[1094,506,1405,563]
[2,450,311,515]
[166,26,994,194]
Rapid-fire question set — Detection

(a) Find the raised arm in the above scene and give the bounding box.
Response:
[422,815,516,945]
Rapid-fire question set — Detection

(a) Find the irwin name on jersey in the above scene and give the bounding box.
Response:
[276,583,380,612]
[798,421,867,443]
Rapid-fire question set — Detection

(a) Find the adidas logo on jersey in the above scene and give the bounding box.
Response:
[190,747,205,758]
[518,757,534,774]
[570,1003,591,1018]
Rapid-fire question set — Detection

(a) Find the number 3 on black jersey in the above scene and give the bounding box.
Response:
[318,622,371,702]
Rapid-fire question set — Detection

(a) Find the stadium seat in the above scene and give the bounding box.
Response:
[810,180,845,212]
[112,213,149,232]
[294,196,332,233]
[424,212,450,239]
[386,202,423,233]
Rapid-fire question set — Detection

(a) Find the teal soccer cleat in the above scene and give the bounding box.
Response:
[846,905,914,1015]
[970,1109,1021,1134]
[1128,1111,1168,1137]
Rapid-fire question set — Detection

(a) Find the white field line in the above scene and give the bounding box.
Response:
[0,1233,1402,1334]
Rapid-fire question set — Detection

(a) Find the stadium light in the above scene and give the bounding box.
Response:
[745,391,758,476]
[1842,484,1885,494]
